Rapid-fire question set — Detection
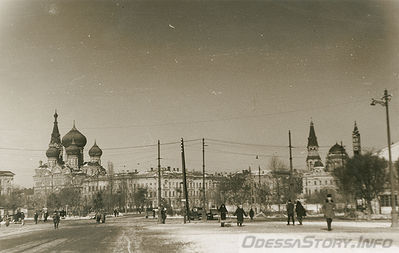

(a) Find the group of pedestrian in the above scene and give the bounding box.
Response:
[286,194,335,231]
[216,193,336,231]
[286,199,306,225]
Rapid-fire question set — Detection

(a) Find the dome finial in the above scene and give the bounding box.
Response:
[73,120,76,129]
[54,109,58,122]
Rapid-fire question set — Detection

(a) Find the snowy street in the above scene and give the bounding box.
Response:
[1,215,398,253]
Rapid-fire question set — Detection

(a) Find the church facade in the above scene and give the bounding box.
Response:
[302,121,357,196]
[33,111,107,207]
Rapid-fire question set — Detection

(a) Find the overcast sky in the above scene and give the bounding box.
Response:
[1,0,399,187]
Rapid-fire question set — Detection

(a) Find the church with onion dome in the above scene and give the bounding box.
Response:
[33,111,106,204]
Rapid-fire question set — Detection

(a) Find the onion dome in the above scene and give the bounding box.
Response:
[62,121,87,148]
[66,138,80,156]
[89,140,103,157]
[46,146,60,158]
[329,143,345,154]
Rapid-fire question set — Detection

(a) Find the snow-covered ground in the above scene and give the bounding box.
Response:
[147,220,399,253]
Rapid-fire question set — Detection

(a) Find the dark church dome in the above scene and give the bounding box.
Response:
[329,143,345,154]
[46,146,60,158]
[62,121,87,148]
[89,141,103,157]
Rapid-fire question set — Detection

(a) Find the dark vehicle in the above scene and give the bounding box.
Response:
[206,208,220,220]
[189,207,203,220]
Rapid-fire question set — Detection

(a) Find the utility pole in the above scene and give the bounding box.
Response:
[288,130,294,201]
[157,140,162,224]
[202,138,207,222]
[181,138,190,223]
[371,89,398,227]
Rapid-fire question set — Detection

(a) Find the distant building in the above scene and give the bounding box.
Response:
[302,121,345,196]
[33,111,224,211]
[0,171,14,196]
[33,111,106,206]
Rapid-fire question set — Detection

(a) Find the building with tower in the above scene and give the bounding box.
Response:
[302,121,337,196]
[33,111,106,207]
[33,111,223,212]
[306,121,323,171]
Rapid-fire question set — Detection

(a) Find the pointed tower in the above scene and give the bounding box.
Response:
[352,121,361,156]
[48,110,63,163]
[306,120,322,170]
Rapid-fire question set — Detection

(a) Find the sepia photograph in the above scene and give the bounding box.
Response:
[0,0,398,252]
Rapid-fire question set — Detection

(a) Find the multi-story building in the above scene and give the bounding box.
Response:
[0,171,14,196]
[81,167,223,211]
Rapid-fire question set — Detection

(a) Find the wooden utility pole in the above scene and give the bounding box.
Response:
[288,130,294,201]
[181,138,190,223]
[202,138,207,221]
[157,140,162,223]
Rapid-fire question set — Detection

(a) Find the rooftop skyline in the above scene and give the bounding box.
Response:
[1,0,399,187]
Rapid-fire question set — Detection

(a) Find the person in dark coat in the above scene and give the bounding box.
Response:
[44,210,49,222]
[96,211,101,224]
[218,204,228,227]
[295,201,306,225]
[286,199,295,225]
[101,211,106,223]
[249,208,254,221]
[21,212,25,226]
[52,211,60,229]
[234,205,247,226]
[322,194,335,231]
[161,207,167,224]
[34,211,39,224]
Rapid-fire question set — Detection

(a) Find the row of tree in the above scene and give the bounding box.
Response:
[216,156,303,210]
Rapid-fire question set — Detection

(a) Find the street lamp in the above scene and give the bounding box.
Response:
[371,89,398,227]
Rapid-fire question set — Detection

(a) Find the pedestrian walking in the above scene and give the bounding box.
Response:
[286,200,295,225]
[153,209,156,219]
[218,204,228,227]
[249,208,255,221]
[5,214,10,227]
[161,207,167,224]
[53,211,60,229]
[34,211,39,224]
[44,210,49,222]
[322,194,335,231]
[96,211,101,224]
[21,212,25,226]
[101,211,106,223]
[234,205,247,227]
[295,201,306,225]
